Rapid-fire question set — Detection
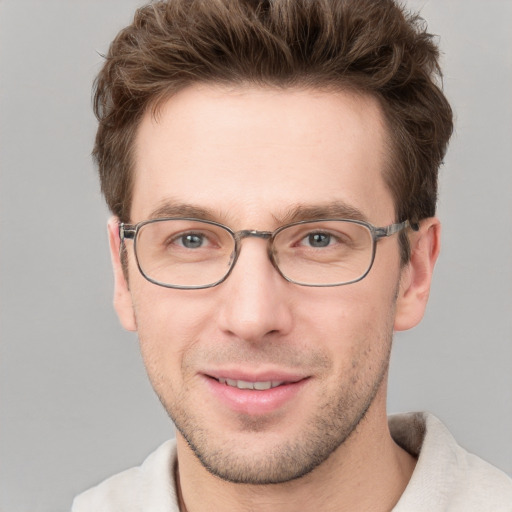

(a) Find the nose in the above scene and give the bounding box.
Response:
[216,238,293,343]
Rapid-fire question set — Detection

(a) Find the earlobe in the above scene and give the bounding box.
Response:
[394,218,441,331]
[107,217,137,332]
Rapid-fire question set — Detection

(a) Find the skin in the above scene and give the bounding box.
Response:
[108,85,440,511]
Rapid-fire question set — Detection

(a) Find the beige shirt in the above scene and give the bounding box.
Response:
[72,412,512,511]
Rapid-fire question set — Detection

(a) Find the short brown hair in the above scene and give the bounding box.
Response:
[93,0,453,261]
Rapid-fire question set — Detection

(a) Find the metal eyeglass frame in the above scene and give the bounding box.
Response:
[119,217,419,289]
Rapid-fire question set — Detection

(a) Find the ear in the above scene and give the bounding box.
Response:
[107,217,137,332]
[394,218,441,331]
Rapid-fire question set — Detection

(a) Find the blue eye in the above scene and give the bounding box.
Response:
[178,233,205,249]
[306,233,331,248]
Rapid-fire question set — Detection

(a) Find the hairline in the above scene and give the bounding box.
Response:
[128,79,401,213]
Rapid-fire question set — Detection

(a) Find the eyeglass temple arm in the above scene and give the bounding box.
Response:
[374,219,420,239]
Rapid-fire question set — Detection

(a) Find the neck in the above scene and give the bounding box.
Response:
[175,397,416,512]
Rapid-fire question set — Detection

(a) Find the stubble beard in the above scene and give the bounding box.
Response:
[153,330,393,485]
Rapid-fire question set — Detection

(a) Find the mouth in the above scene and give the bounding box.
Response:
[203,373,309,415]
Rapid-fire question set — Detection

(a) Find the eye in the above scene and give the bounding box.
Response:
[305,232,332,248]
[174,232,208,249]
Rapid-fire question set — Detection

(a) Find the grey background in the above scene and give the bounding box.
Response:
[0,0,510,510]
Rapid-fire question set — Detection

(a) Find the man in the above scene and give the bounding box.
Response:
[72,0,512,510]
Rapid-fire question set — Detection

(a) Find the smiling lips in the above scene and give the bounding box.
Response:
[205,373,309,415]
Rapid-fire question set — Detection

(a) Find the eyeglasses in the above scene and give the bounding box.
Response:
[119,217,417,289]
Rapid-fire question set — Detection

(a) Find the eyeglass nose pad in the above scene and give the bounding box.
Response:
[267,243,280,269]
[227,236,242,268]
[228,249,236,267]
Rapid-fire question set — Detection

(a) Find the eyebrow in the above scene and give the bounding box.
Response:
[275,201,369,225]
[147,199,369,226]
[148,201,221,222]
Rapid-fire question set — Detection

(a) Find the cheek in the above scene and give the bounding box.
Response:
[298,281,395,333]
[295,283,397,366]
[130,284,213,379]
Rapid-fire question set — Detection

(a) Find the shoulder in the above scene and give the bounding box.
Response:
[390,412,512,511]
[71,439,180,512]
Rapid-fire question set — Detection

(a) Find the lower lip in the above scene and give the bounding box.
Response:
[204,376,309,416]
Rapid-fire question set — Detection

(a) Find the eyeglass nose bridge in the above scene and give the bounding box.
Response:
[228,229,281,277]
[235,229,272,241]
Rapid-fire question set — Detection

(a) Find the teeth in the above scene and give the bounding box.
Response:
[254,381,272,390]
[218,378,284,390]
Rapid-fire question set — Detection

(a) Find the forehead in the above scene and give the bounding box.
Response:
[131,85,394,226]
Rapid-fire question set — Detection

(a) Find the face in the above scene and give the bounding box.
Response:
[111,85,428,484]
